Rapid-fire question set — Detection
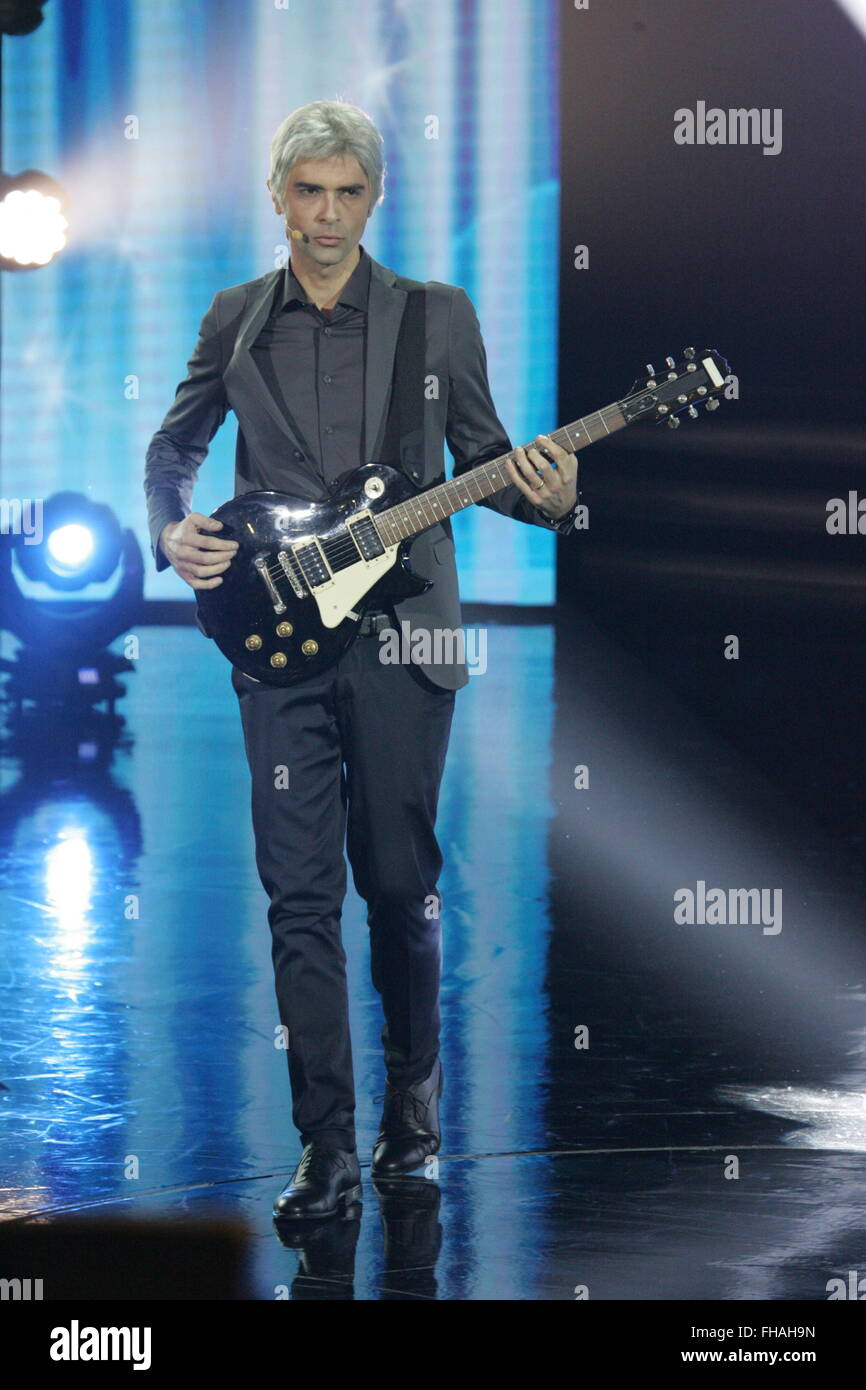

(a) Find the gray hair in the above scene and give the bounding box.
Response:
[268,99,386,214]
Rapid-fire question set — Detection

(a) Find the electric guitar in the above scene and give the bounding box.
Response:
[196,347,729,685]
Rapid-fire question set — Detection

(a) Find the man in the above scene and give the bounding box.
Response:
[145,99,579,1220]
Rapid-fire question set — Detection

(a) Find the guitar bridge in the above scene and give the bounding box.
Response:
[277,549,306,599]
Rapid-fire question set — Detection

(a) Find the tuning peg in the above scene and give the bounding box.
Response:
[664,356,676,369]
[705,397,720,411]
[687,405,698,419]
[666,415,680,429]
[683,346,695,359]
[645,363,655,376]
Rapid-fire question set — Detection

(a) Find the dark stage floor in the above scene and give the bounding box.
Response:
[2,619,866,1301]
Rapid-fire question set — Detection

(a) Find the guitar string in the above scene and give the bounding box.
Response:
[261,405,627,584]
[260,411,621,582]
[261,404,623,582]
[260,369,713,584]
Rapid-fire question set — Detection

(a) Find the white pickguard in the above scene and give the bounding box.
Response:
[309,547,400,628]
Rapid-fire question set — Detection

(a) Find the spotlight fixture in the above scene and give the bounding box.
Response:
[0,170,68,269]
[0,492,143,717]
[15,492,125,591]
[0,1,50,37]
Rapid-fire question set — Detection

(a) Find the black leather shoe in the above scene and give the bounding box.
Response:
[372,1057,443,1177]
[273,1142,362,1220]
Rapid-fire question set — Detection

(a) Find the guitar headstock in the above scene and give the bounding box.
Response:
[621,348,730,428]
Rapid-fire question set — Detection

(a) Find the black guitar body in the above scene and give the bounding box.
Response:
[195,464,433,685]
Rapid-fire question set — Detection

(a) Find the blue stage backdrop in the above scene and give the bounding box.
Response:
[2,0,559,603]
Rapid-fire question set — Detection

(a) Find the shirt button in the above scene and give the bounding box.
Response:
[293,449,304,461]
[323,327,332,335]
[324,426,333,435]
[322,374,333,384]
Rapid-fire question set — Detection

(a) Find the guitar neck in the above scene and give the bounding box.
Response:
[374,399,628,543]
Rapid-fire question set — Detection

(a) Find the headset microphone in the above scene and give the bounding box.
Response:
[287,226,310,243]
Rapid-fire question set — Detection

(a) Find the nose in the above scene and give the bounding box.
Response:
[319,193,340,223]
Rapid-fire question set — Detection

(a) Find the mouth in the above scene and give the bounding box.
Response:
[314,236,342,245]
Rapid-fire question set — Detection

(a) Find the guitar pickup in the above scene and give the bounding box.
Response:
[292,537,332,590]
[347,511,386,562]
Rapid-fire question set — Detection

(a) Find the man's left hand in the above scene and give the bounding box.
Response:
[505,434,578,520]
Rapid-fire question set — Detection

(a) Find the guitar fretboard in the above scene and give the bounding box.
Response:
[373,400,627,544]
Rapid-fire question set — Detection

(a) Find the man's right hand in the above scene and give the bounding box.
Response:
[160,513,238,589]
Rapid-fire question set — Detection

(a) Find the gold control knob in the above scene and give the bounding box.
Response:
[301,639,319,656]
[270,651,288,668]
[276,621,294,638]
[245,634,263,651]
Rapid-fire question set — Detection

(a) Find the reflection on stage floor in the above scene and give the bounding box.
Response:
[2,621,865,1301]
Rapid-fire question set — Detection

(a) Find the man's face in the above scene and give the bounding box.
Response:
[270,154,372,268]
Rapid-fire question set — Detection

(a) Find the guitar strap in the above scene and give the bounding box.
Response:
[379,285,426,470]
[378,287,453,544]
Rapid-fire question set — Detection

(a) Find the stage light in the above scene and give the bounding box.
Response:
[835,1,866,41]
[0,1,48,36]
[14,492,123,592]
[0,171,68,270]
[46,522,95,576]
[0,491,143,721]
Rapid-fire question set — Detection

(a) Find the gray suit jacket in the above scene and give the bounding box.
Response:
[144,250,569,689]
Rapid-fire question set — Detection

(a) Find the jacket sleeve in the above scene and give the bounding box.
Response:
[445,285,575,536]
[143,292,231,571]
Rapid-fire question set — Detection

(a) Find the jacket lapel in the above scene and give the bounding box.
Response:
[224,271,302,449]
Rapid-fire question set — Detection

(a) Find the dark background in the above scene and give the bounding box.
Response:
[556,0,866,837]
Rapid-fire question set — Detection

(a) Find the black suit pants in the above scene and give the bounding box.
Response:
[231,625,455,1150]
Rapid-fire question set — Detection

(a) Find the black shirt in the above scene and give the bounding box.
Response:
[249,243,371,490]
